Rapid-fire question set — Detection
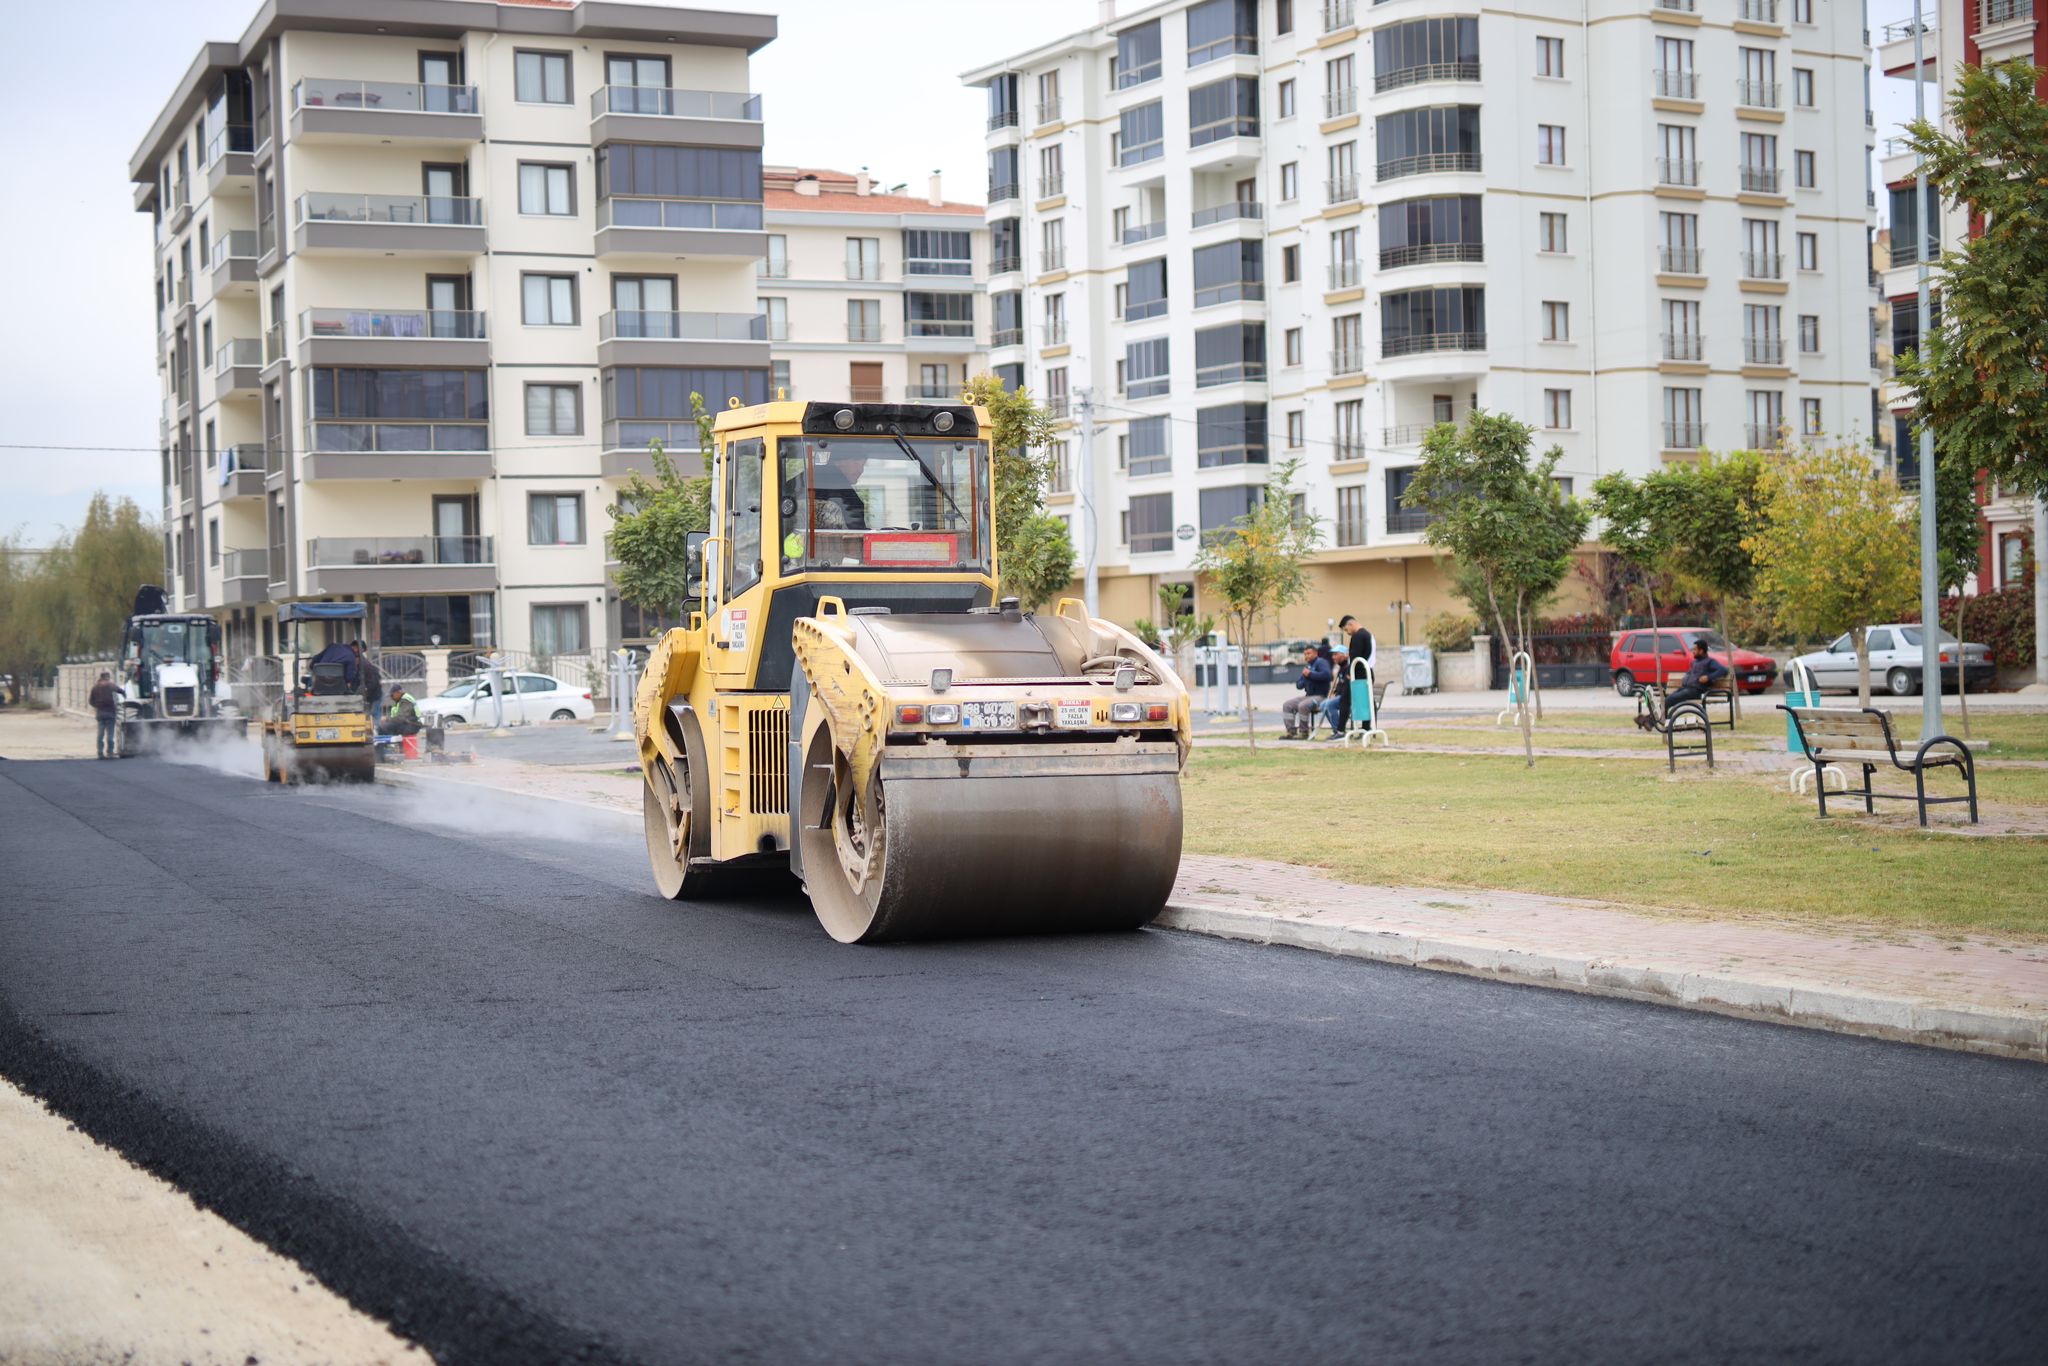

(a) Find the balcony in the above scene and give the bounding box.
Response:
[1381,331,1487,358]
[303,424,492,480]
[204,124,255,194]
[1377,153,1481,182]
[1739,166,1783,196]
[219,446,266,500]
[1736,79,1781,110]
[1379,242,1482,270]
[1744,336,1787,366]
[906,319,975,342]
[1663,422,1706,451]
[1323,0,1357,33]
[597,310,769,368]
[1192,201,1262,228]
[1742,251,1784,280]
[992,328,1023,349]
[207,230,258,294]
[600,421,708,478]
[257,215,277,266]
[1045,394,1071,419]
[1658,157,1702,188]
[1383,420,1463,446]
[1978,2,2038,63]
[1329,348,1365,377]
[1036,99,1062,127]
[1328,259,1363,291]
[988,180,1020,203]
[1879,19,1939,79]
[589,86,762,149]
[991,253,1022,276]
[1120,221,1166,246]
[1661,332,1705,362]
[303,537,495,596]
[295,192,486,256]
[1325,86,1359,119]
[1888,238,1939,267]
[1327,174,1360,204]
[988,109,1019,132]
[221,549,269,605]
[1745,423,1786,450]
[1659,246,1702,275]
[1738,0,1780,24]
[291,78,482,144]
[263,323,285,369]
[1374,64,1480,96]
[1386,507,1436,535]
[1196,357,1265,389]
[1652,68,1698,100]
[215,338,265,397]
[298,307,489,368]
[594,196,765,258]
[846,321,884,343]
[1037,174,1064,200]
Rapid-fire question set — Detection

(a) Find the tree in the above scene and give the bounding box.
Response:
[0,494,160,701]
[1932,445,1984,734]
[606,393,714,624]
[959,373,1075,608]
[1405,412,1589,765]
[1893,61,2048,501]
[1659,451,1767,719]
[1590,469,1682,651]
[1743,445,1921,707]
[1003,511,1077,611]
[1193,458,1323,749]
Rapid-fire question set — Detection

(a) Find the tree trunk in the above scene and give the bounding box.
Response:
[1854,624,1872,709]
[1717,599,1741,723]
[1522,598,1546,721]
[1517,590,1535,768]
[1239,612,1256,751]
[1954,594,1972,738]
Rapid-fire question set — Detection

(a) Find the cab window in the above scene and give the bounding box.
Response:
[725,436,765,597]
[777,433,989,573]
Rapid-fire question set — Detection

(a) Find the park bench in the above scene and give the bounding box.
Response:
[1635,677,1735,731]
[1778,704,1978,826]
[1643,698,1715,771]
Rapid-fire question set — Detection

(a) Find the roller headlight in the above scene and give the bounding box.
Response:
[932,410,956,433]
[833,408,856,431]
[924,703,960,725]
[1109,701,1144,723]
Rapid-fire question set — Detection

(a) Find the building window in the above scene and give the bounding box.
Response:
[1543,389,1571,429]
[1279,161,1299,202]
[203,419,216,468]
[845,236,880,280]
[1192,239,1264,307]
[1541,300,1569,341]
[531,603,588,656]
[1536,35,1564,78]
[1664,386,1703,448]
[525,384,581,436]
[521,274,577,326]
[518,163,574,215]
[514,51,571,104]
[1802,398,1822,435]
[1537,124,1566,166]
[1792,0,1812,22]
[1797,232,1819,271]
[1746,389,1785,448]
[528,493,585,546]
[1286,410,1304,448]
[1119,100,1165,165]
[1799,314,1820,354]
[760,296,788,341]
[208,517,220,566]
[1335,486,1368,547]
[1278,78,1296,118]
[847,299,881,343]
[1127,493,1174,553]
[1794,68,1814,107]
[1281,244,1300,283]
[1187,0,1259,66]
[1795,150,1816,189]
[1284,326,1302,366]
[772,359,790,396]
[1539,212,1567,253]
[1188,76,1260,146]
[1199,485,1263,541]
[1125,338,1171,398]
[1334,398,1365,458]
[1127,415,1171,476]
[1196,402,1267,468]
[1277,0,1294,35]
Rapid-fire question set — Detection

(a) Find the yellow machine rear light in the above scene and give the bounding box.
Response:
[924,703,961,725]
[1146,704,1169,722]
[896,704,924,724]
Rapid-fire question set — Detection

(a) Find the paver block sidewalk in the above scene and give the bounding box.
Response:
[1164,854,2048,1061]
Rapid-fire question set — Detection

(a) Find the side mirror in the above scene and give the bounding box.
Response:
[685,530,708,599]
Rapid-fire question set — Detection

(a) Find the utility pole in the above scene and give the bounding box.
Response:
[1911,1,1943,737]
[1077,387,1099,617]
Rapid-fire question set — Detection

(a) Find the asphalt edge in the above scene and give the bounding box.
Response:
[0,1000,630,1366]
[1157,903,2048,1064]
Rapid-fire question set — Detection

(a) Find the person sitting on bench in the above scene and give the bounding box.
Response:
[1639,640,1728,730]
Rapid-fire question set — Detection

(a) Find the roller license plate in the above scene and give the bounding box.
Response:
[314,727,340,741]
[958,701,1016,729]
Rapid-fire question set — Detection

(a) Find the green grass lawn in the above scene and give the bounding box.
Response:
[1182,746,2048,937]
[1393,708,2048,759]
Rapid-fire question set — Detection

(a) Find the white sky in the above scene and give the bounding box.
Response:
[0,0,1925,544]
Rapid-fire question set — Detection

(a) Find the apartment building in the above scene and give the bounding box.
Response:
[132,0,776,661]
[760,167,990,403]
[963,0,1878,640]
[1876,0,2042,592]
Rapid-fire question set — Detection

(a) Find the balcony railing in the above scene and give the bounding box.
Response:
[1742,250,1784,279]
[907,320,974,339]
[1197,360,1266,388]
[589,87,760,120]
[1881,19,1936,42]
[989,180,1019,203]
[295,78,479,114]
[1329,259,1363,290]
[1659,246,1703,274]
[1036,99,1062,126]
[169,177,191,217]
[223,548,269,581]
[1381,331,1487,357]
[1736,79,1781,109]
[220,445,265,482]
[1192,201,1262,227]
[1039,247,1066,273]
[1120,221,1166,246]
[1038,174,1065,199]
[992,328,1024,349]
[1739,166,1783,195]
[203,124,254,166]
[598,311,767,341]
[175,276,193,308]
[307,418,489,453]
[1327,174,1360,204]
[210,230,258,269]
[1983,1,2034,26]
[988,109,1019,131]
[1661,332,1705,361]
[307,537,494,567]
[758,259,789,279]
[906,382,960,401]
[847,322,884,343]
[1374,64,1480,95]
[1379,242,1482,269]
[298,192,483,226]
[1045,395,1072,419]
[1329,348,1365,377]
[1325,86,1359,118]
[1042,320,1068,347]
[1655,0,1698,11]
[1653,68,1698,99]
[301,307,488,340]
[1745,423,1785,450]
[1889,239,1939,266]
[604,419,716,451]
[215,338,264,372]
[1739,0,1780,23]
[1377,152,1481,181]
[1386,507,1437,534]
[264,324,284,365]
[845,261,882,281]
[1324,0,1358,31]
[992,254,1022,275]
[1658,157,1701,186]
[597,197,763,231]
[1744,336,1786,365]
[1384,421,1462,446]
[1663,422,1706,449]
[258,216,276,258]
[1125,296,1168,322]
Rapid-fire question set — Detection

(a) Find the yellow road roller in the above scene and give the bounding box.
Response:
[261,602,376,784]
[633,399,1191,942]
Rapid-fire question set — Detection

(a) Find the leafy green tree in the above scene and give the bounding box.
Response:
[1894,61,2048,500]
[0,494,160,700]
[606,393,714,625]
[1194,458,1323,748]
[1590,470,1682,650]
[1405,412,1589,763]
[1743,445,1921,707]
[1659,451,1768,718]
[960,373,1073,609]
[1004,511,1077,611]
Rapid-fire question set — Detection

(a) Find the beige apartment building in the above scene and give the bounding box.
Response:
[132,0,776,661]
[759,167,990,404]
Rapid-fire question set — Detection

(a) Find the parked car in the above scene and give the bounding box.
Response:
[1786,625,1995,697]
[416,672,594,725]
[1609,628,1778,696]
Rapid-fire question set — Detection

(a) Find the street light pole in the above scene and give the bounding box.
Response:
[1912,0,1943,736]
[1077,387,1099,617]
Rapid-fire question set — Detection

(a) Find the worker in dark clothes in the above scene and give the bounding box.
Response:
[88,671,121,759]
[352,640,382,718]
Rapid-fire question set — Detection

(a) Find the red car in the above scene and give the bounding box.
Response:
[1609,628,1778,696]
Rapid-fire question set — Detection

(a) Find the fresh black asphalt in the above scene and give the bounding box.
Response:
[2,752,2045,1365]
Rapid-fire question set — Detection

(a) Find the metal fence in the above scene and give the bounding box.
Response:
[1491,631,1614,689]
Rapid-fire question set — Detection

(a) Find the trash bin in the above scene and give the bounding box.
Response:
[1400,644,1435,694]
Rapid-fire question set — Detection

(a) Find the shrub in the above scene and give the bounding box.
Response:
[1423,612,1480,653]
[1899,584,2038,669]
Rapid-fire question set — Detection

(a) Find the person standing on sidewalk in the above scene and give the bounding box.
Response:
[88,671,121,759]
[1326,615,1378,737]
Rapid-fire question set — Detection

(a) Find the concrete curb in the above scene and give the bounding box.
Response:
[1158,903,2048,1064]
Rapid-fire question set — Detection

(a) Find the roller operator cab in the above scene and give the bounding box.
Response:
[633,400,1193,943]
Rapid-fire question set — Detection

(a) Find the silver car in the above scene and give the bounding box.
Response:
[1788,624,1996,697]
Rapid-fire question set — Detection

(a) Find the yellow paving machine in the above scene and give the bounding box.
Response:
[633,399,1191,942]
[260,602,376,784]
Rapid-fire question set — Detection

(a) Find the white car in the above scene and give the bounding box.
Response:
[416,672,594,725]
[1788,624,1996,697]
